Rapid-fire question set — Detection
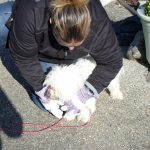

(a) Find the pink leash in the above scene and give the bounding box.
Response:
[0,110,92,135]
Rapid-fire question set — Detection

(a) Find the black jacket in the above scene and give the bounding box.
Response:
[9,0,123,93]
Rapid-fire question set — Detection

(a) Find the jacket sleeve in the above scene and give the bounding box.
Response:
[9,5,45,91]
[87,16,123,94]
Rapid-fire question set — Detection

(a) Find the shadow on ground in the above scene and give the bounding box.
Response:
[0,89,23,149]
[0,47,32,91]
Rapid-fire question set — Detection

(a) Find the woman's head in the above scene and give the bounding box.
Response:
[50,0,91,50]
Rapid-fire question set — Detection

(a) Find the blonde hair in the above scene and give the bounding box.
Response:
[51,0,91,44]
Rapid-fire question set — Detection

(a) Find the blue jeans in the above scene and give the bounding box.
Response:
[0,2,58,111]
[0,1,13,47]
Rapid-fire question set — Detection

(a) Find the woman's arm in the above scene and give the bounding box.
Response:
[9,4,45,91]
[87,17,123,94]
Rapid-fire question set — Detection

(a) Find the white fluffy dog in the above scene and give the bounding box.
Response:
[43,55,123,122]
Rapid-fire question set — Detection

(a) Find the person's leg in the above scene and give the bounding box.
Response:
[0,1,13,48]
[31,62,58,111]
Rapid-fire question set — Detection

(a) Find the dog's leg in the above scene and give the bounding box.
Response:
[77,97,96,123]
[107,70,123,100]
[64,110,77,121]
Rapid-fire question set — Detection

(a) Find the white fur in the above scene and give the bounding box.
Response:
[44,56,123,122]
[44,56,96,100]
[107,68,124,100]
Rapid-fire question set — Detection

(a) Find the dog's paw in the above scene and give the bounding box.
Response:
[110,90,123,100]
[77,98,96,123]
[63,111,77,121]
[85,98,96,113]
[77,108,91,123]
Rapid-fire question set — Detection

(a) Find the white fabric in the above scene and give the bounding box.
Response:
[42,101,63,119]
[71,95,85,110]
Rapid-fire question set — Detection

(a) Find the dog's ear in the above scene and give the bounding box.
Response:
[44,85,52,98]
[45,85,58,100]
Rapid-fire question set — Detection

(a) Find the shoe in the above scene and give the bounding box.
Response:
[126,31,146,61]
[125,0,140,10]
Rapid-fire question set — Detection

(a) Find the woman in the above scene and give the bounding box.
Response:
[8,0,122,117]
